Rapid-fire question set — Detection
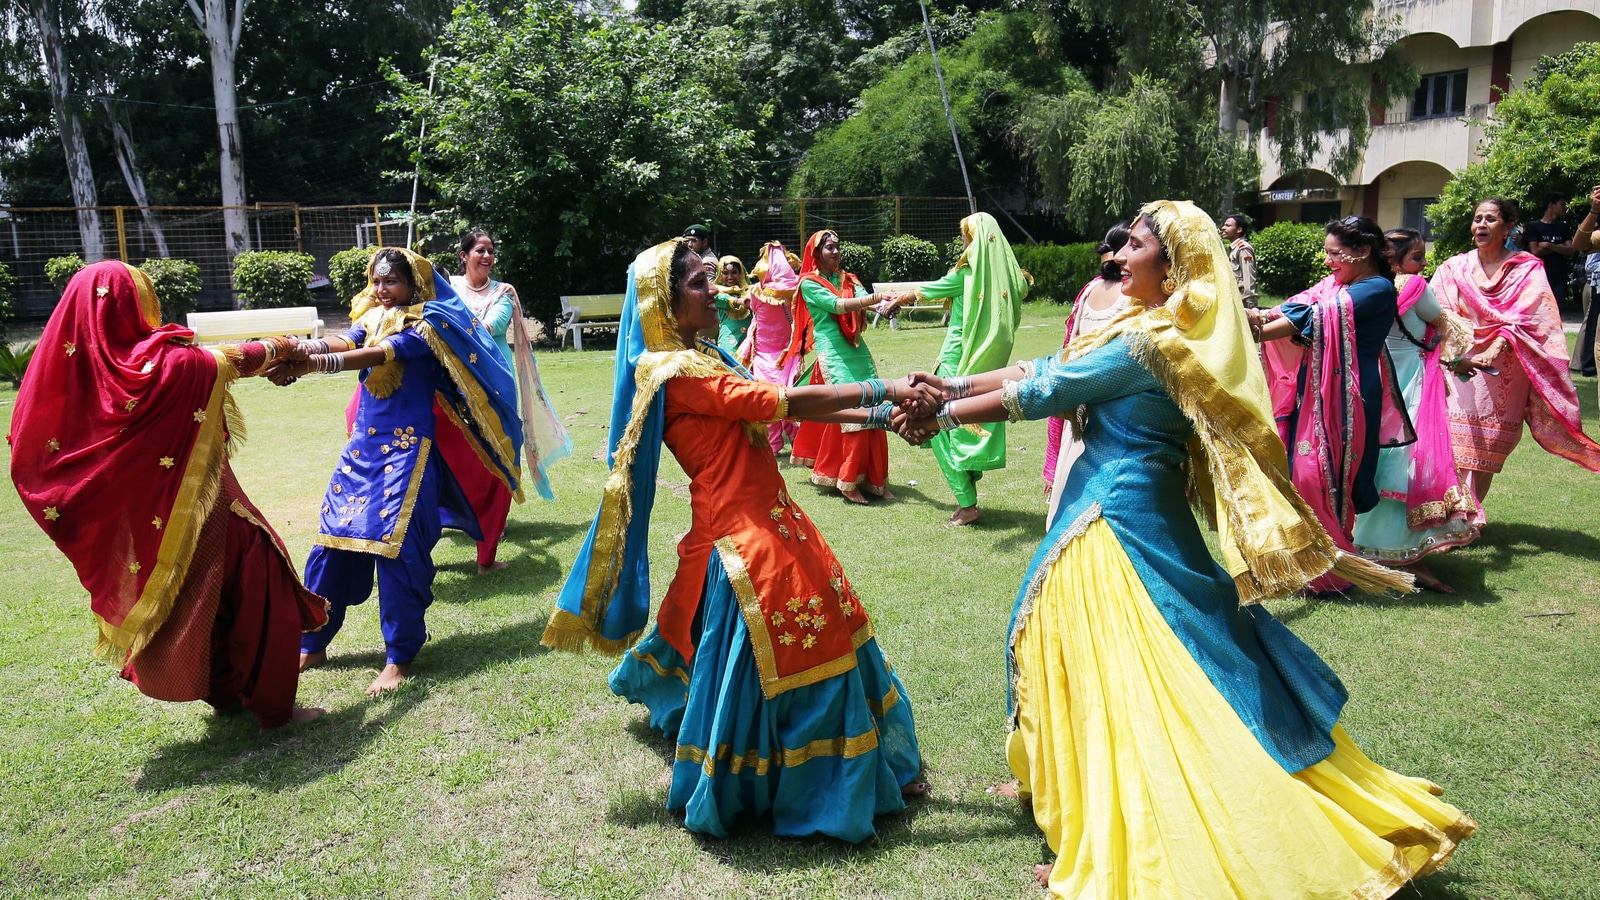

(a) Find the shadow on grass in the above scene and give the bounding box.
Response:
[434,517,585,594]
[134,614,551,793]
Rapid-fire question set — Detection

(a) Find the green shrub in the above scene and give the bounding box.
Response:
[329,246,379,302]
[232,251,315,309]
[139,258,202,324]
[45,255,86,291]
[0,260,15,342]
[1253,222,1327,297]
[944,236,964,270]
[428,251,460,282]
[1012,242,1100,304]
[839,241,876,282]
[0,341,35,389]
[878,234,944,282]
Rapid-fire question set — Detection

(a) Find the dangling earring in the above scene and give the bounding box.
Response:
[1160,276,1179,296]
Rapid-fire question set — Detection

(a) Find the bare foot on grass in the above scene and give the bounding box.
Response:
[948,506,980,526]
[841,488,870,505]
[878,486,896,501]
[1404,561,1455,594]
[365,663,411,697]
[477,560,511,575]
[298,650,326,672]
[900,780,929,797]
[1034,863,1053,886]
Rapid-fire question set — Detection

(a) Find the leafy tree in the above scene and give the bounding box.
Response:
[1011,75,1254,235]
[1058,0,1415,205]
[394,0,756,327]
[1429,44,1600,257]
[790,12,1082,198]
[1252,221,1325,296]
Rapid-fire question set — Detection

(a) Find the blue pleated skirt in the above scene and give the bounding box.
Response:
[609,548,922,842]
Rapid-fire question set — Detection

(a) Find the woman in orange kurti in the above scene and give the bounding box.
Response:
[542,239,930,840]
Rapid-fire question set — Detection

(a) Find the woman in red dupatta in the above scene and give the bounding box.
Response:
[1434,199,1600,506]
[789,230,904,503]
[10,261,328,729]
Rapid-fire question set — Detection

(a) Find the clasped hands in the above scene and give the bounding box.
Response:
[886,372,947,445]
[263,338,314,386]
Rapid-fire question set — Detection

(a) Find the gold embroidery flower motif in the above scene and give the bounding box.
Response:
[141,360,154,374]
[801,634,817,649]
[778,632,796,646]
[192,409,206,423]
[128,561,141,574]
[811,614,826,631]
[159,456,175,468]
[797,532,807,542]
[152,516,162,529]
[63,342,75,356]
[43,507,60,521]
[368,427,377,435]
[778,524,790,539]
[787,597,804,612]
[469,353,478,364]
[45,438,60,452]
[770,612,785,627]
[769,507,783,521]
[124,399,137,411]
[96,286,109,297]
[808,597,822,610]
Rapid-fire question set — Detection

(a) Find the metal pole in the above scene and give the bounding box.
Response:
[406,73,434,249]
[920,1,976,216]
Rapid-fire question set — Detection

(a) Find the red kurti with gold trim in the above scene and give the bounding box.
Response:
[656,374,872,698]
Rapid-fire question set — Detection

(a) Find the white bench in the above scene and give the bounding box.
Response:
[186,306,324,344]
[870,281,948,330]
[558,293,626,350]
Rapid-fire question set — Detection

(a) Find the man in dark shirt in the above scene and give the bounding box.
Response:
[1525,192,1576,304]
[1526,192,1588,374]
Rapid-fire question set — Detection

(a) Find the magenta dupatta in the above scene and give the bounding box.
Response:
[1394,275,1476,528]
[1261,275,1412,591]
[1041,278,1099,488]
[1433,251,1600,471]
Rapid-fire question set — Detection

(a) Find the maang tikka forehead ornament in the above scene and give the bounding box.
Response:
[373,259,394,277]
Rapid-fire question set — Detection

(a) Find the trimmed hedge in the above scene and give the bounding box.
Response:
[45,255,86,291]
[0,259,14,341]
[139,258,202,324]
[878,234,944,282]
[328,246,379,302]
[232,251,315,309]
[1254,222,1326,298]
[1012,242,1099,304]
[840,241,876,283]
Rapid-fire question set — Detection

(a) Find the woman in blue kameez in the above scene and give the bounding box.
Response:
[275,248,524,695]
[899,202,1473,898]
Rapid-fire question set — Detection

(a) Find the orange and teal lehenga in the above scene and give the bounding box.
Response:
[997,202,1474,898]
[542,240,920,841]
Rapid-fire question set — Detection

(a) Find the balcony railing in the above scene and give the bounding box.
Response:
[1376,103,1491,127]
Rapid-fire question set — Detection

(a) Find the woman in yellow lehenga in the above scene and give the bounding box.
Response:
[899,201,1474,898]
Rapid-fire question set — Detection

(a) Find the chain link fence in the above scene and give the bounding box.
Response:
[0,204,433,320]
[0,197,972,322]
[708,197,972,270]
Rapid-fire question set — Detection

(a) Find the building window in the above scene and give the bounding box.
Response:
[1402,198,1436,241]
[1301,201,1342,224]
[1412,71,1468,120]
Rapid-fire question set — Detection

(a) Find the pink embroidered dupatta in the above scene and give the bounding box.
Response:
[1433,252,1600,471]
[1042,278,1098,488]
[1261,275,1412,591]
[1394,275,1476,528]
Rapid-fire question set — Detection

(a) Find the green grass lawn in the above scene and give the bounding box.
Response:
[2,302,1598,899]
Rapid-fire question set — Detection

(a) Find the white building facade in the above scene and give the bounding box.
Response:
[1252,1,1600,233]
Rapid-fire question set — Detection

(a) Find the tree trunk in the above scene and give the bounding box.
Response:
[188,0,250,305]
[1218,70,1241,212]
[102,103,171,259]
[30,0,103,261]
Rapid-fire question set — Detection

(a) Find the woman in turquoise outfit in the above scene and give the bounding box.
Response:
[899,202,1472,898]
